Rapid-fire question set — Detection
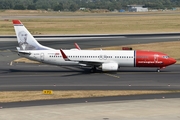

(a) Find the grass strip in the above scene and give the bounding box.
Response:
[1,10,180,35]
[13,58,39,64]
[1,90,180,103]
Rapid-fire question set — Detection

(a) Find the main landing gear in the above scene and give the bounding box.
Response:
[157,69,160,72]
[90,66,97,73]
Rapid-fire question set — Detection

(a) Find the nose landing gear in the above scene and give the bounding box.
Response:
[157,69,160,72]
[157,67,165,72]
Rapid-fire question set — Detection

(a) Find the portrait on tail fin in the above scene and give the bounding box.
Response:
[18,31,36,50]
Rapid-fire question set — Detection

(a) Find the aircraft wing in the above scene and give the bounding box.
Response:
[77,60,102,66]
[15,47,31,55]
[60,49,102,66]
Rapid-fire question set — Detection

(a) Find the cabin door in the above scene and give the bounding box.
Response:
[154,54,159,63]
[40,53,44,61]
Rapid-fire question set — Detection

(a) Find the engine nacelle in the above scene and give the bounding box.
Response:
[102,63,118,71]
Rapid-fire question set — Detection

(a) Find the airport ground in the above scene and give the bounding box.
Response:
[0,11,180,119]
[1,34,180,119]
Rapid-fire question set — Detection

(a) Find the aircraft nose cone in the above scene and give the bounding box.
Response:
[171,58,176,64]
[164,58,176,66]
[170,58,176,65]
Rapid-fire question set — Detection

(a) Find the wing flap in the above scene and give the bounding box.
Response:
[78,60,102,66]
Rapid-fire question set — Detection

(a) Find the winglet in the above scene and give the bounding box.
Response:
[74,43,81,50]
[60,49,70,61]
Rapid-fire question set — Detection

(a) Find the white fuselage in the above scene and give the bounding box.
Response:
[20,50,135,67]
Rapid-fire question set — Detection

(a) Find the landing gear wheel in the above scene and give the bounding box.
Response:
[157,69,160,72]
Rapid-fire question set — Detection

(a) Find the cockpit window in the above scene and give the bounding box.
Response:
[163,56,169,59]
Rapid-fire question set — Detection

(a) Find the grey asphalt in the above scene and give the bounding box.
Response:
[0,63,180,91]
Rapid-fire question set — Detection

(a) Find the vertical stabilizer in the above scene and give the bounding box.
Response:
[12,20,54,50]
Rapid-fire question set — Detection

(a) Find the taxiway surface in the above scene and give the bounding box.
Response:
[1,34,180,50]
[0,34,180,91]
[0,63,180,91]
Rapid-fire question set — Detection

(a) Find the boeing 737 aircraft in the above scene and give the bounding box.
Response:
[12,20,176,72]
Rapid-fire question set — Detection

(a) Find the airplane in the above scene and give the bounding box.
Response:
[12,20,176,72]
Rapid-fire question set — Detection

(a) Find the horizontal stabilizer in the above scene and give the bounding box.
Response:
[18,51,31,55]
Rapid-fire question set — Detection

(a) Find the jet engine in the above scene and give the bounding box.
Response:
[102,63,118,71]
